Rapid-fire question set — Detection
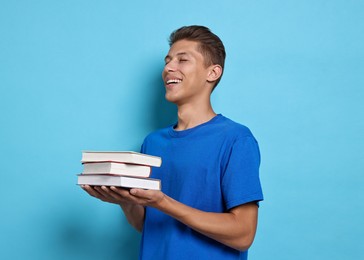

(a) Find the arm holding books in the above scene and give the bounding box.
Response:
[131,188,258,251]
[87,186,258,252]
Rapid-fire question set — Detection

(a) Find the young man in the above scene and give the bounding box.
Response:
[82,25,263,259]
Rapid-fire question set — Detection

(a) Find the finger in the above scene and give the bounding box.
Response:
[109,186,155,206]
[110,186,134,197]
[129,189,165,206]
[109,186,146,204]
[94,186,113,198]
[129,188,155,199]
[97,186,135,205]
[82,185,102,197]
[81,185,110,202]
[100,186,125,200]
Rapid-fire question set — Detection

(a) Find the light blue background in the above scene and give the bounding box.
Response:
[1,1,363,259]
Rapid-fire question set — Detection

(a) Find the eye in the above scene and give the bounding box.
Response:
[179,59,188,63]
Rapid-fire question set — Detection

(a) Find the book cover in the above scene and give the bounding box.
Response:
[82,162,151,177]
[81,151,162,167]
[77,174,161,190]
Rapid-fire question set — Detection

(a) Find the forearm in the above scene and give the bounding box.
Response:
[120,203,145,232]
[125,188,258,250]
[157,196,257,251]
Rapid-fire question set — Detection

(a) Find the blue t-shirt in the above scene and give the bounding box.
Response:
[139,114,263,260]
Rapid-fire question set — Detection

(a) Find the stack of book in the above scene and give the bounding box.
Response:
[77,151,162,190]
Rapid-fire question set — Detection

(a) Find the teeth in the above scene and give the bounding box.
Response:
[167,79,182,84]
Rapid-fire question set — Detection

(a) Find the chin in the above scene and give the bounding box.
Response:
[165,93,180,104]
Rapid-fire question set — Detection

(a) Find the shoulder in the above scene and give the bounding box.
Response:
[217,115,256,140]
[142,124,173,144]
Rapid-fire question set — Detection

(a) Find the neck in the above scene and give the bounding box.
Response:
[174,101,216,131]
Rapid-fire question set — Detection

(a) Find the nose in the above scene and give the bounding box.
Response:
[164,60,176,73]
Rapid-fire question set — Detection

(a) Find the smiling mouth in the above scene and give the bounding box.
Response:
[166,79,182,85]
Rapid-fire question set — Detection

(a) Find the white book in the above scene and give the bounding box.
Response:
[81,151,162,167]
[82,162,151,177]
[78,174,161,190]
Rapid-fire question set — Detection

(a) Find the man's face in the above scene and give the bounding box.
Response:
[162,40,212,105]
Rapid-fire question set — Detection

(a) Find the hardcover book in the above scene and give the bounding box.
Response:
[81,151,162,167]
[82,162,151,177]
[78,174,161,190]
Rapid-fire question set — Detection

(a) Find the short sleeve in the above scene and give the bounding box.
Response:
[140,142,146,153]
[222,136,264,210]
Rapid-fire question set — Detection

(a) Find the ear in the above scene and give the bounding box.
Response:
[207,65,223,83]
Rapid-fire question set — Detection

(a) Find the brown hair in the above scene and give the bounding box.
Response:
[169,25,226,89]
